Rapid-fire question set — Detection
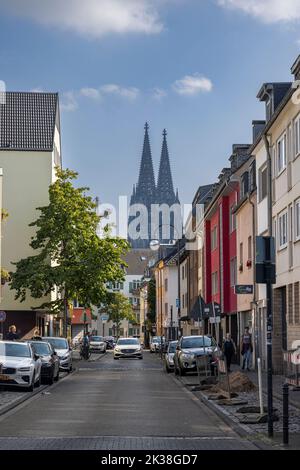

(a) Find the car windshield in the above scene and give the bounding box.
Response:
[30,342,51,356]
[168,342,177,353]
[181,337,213,349]
[117,339,139,345]
[43,338,68,350]
[0,343,31,358]
[152,337,161,343]
[90,336,103,342]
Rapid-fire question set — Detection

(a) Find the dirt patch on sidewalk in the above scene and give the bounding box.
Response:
[211,371,256,394]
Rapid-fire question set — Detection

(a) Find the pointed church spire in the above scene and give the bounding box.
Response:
[136,122,156,198]
[157,129,175,204]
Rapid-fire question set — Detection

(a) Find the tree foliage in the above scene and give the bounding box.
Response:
[10,168,129,313]
[147,277,156,324]
[104,292,136,337]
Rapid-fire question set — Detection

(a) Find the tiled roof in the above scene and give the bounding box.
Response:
[0,92,58,151]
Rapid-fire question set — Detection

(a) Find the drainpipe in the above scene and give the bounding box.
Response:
[249,193,257,365]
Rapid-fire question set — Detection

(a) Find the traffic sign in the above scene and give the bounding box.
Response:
[176,298,180,308]
[101,315,109,323]
[0,311,6,322]
[209,316,221,324]
[234,285,253,295]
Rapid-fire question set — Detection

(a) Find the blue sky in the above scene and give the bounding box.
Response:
[0,0,299,209]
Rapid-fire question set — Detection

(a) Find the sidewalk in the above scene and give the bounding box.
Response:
[231,364,300,410]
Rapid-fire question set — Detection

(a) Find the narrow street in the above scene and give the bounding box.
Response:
[0,352,259,450]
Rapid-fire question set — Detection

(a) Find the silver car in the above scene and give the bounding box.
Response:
[89,336,106,353]
[174,335,218,376]
[0,341,42,391]
[164,341,177,373]
[42,337,73,372]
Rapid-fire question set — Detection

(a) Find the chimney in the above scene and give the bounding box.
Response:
[291,55,300,81]
[229,144,251,171]
[252,120,266,143]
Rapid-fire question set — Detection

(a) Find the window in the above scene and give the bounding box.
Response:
[211,226,218,250]
[259,165,268,201]
[230,206,236,232]
[295,114,300,158]
[239,243,243,269]
[249,161,256,191]
[165,303,168,315]
[212,272,218,295]
[182,265,184,280]
[278,211,288,248]
[277,134,286,174]
[295,200,300,241]
[230,257,237,287]
[248,236,252,262]
[164,278,168,292]
[182,295,185,309]
[185,293,188,308]
[241,171,249,198]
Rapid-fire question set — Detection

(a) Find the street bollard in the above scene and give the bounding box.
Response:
[282,383,289,446]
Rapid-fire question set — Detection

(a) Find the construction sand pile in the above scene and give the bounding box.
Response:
[211,371,256,394]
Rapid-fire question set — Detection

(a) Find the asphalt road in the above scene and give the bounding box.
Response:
[0,352,259,450]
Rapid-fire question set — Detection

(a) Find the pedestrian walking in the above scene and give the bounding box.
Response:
[31,328,42,341]
[6,325,19,341]
[241,327,253,371]
[222,333,236,372]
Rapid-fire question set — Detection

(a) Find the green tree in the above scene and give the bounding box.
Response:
[105,292,136,338]
[10,168,129,335]
[147,278,156,325]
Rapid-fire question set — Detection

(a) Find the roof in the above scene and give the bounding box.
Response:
[0,92,59,151]
[124,249,155,275]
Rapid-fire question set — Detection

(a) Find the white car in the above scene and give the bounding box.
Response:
[89,336,106,353]
[42,337,73,372]
[114,338,143,360]
[0,341,42,391]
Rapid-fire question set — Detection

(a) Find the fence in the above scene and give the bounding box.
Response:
[283,349,300,388]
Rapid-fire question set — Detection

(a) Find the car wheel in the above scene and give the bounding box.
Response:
[138,356,143,360]
[165,365,171,373]
[35,374,41,388]
[28,374,35,392]
[179,366,186,376]
[54,370,59,382]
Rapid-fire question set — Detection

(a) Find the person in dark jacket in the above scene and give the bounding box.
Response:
[222,333,236,372]
[240,327,253,371]
[6,325,19,341]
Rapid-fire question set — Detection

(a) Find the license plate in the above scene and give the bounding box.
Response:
[0,374,10,381]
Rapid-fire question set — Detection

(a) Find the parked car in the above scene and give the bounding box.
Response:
[173,335,218,376]
[89,335,106,353]
[164,341,178,373]
[150,336,165,353]
[0,341,42,391]
[114,337,143,360]
[29,341,60,384]
[42,337,73,372]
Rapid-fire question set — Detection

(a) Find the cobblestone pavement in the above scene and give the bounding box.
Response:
[0,352,260,450]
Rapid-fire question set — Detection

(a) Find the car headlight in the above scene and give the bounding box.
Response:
[181,353,194,360]
[115,347,120,352]
[18,367,31,372]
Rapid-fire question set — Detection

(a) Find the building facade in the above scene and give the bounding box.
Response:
[0,92,61,338]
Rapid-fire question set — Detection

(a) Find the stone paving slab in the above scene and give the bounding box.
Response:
[0,436,258,450]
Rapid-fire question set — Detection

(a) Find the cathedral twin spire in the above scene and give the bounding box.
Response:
[133,122,178,205]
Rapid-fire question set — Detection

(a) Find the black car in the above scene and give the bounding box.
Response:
[29,341,60,384]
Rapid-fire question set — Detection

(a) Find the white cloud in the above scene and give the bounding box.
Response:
[218,0,300,23]
[100,84,140,100]
[60,91,78,112]
[152,87,167,100]
[0,0,165,38]
[172,74,213,95]
[80,87,102,100]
